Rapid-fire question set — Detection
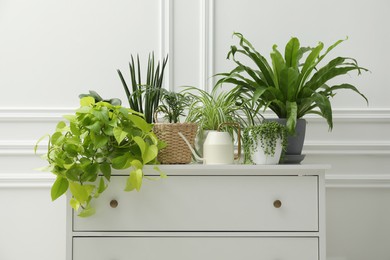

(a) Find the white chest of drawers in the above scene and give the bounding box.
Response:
[67,164,328,260]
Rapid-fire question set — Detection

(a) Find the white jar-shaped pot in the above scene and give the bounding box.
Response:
[243,122,287,165]
[251,138,283,165]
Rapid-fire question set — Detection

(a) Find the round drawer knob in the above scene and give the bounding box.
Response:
[110,199,118,208]
[273,199,282,208]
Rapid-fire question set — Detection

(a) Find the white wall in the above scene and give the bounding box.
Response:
[0,0,389,259]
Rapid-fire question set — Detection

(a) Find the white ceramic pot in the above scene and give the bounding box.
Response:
[251,138,283,165]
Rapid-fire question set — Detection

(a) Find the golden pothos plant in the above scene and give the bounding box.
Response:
[35,97,166,217]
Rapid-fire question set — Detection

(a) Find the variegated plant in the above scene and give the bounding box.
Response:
[217,32,368,133]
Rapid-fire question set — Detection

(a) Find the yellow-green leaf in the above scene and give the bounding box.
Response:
[99,162,111,181]
[143,144,158,164]
[128,114,152,132]
[80,96,95,107]
[125,169,143,192]
[56,121,66,131]
[153,166,167,178]
[69,198,80,211]
[78,206,96,217]
[51,176,69,201]
[133,136,146,157]
[69,182,92,203]
[131,159,143,170]
[113,127,127,144]
[112,153,132,169]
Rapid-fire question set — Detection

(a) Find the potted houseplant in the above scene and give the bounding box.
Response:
[243,121,288,165]
[183,86,255,157]
[117,52,168,123]
[153,89,198,164]
[35,96,165,217]
[218,32,368,162]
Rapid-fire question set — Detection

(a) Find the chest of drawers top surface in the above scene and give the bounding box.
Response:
[130,164,329,176]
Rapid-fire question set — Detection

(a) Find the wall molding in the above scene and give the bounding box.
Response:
[0,173,54,188]
[1,173,389,188]
[160,0,172,90]
[326,174,390,188]
[1,108,389,122]
[0,107,73,122]
[0,140,44,155]
[200,0,214,92]
[304,141,390,155]
[260,108,390,121]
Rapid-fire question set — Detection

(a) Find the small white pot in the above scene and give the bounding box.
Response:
[251,138,283,165]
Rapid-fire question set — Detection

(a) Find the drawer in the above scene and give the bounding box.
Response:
[73,237,319,260]
[73,175,318,231]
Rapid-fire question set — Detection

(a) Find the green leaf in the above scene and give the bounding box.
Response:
[51,176,69,201]
[78,206,96,218]
[84,163,99,181]
[56,121,66,131]
[111,153,132,169]
[304,57,368,92]
[63,114,76,122]
[279,68,299,102]
[80,96,95,107]
[76,106,91,114]
[93,135,109,149]
[97,177,107,194]
[153,166,167,178]
[133,136,146,156]
[99,162,111,181]
[113,127,127,144]
[131,159,143,170]
[70,122,80,136]
[301,42,324,77]
[231,33,275,86]
[270,44,285,88]
[86,121,102,133]
[125,169,143,192]
[128,114,152,132]
[311,92,333,130]
[65,166,82,181]
[50,132,64,145]
[326,83,368,105]
[69,182,92,203]
[143,144,158,164]
[92,107,110,123]
[34,134,49,154]
[286,101,298,134]
[317,37,347,65]
[69,197,80,211]
[285,37,300,68]
[63,143,79,157]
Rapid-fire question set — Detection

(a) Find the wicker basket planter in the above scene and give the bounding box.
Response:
[153,122,198,164]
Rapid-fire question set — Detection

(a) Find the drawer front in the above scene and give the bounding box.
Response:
[73,175,318,231]
[73,237,318,260]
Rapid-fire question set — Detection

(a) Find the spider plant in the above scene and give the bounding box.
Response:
[217,32,369,134]
[183,86,255,132]
[117,53,168,123]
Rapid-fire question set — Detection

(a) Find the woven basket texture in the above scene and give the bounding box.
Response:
[153,122,198,164]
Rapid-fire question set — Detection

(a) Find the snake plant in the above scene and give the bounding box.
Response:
[117,53,168,123]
